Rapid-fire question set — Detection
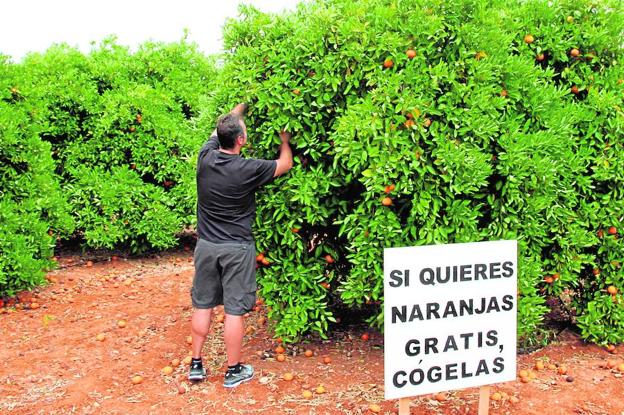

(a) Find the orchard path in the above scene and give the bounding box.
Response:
[1,251,623,415]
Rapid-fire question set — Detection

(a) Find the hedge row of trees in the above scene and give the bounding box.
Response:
[1,0,623,346]
[1,38,216,295]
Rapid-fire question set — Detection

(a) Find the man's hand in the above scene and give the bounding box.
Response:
[279,130,292,143]
[231,103,248,117]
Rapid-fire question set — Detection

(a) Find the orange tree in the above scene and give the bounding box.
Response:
[18,38,216,253]
[205,0,623,345]
[1,39,216,297]
[0,55,73,296]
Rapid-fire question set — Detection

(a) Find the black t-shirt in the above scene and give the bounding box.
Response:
[196,134,277,243]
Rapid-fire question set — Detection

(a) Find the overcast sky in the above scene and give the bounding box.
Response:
[0,0,304,62]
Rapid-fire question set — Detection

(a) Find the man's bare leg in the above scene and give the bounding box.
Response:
[191,308,213,358]
[224,314,244,366]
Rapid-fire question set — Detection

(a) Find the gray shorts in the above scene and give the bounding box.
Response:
[191,238,257,316]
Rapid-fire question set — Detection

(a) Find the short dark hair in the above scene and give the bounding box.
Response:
[216,113,244,149]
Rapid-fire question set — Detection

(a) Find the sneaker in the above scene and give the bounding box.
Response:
[223,364,254,388]
[188,363,207,381]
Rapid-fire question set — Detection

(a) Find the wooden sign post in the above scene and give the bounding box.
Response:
[384,240,517,415]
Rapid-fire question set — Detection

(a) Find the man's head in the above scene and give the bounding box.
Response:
[217,113,247,150]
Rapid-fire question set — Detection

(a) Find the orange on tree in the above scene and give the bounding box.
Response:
[524,34,534,44]
[406,49,416,59]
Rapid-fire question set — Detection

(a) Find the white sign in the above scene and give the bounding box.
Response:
[384,240,517,400]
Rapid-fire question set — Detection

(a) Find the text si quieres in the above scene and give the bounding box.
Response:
[389,261,514,287]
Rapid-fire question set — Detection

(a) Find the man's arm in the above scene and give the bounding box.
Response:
[199,103,249,156]
[274,131,293,177]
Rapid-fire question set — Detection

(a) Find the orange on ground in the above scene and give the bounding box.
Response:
[304,349,314,358]
[276,354,286,362]
[618,363,624,373]
[315,385,326,394]
[131,375,143,384]
[183,356,192,365]
[30,302,40,310]
[171,359,180,367]
[323,356,332,364]
[283,372,294,381]
[361,332,370,341]
[275,345,285,354]
[186,335,192,345]
[96,333,106,342]
[302,390,313,399]
[162,366,173,375]
[117,320,127,328]
[547,364,556,370]
[519,369,529,378]
[491,392,502,401]
[535,361,545,370]
[558,365,568,375]
[369,404,382,413]
[434,392,446,402]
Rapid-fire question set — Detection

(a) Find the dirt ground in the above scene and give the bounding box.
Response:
[1,250,623,415]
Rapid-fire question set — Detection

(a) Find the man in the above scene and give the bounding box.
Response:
[189,103,293,388]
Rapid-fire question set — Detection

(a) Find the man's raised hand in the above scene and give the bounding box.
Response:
[231,103,249,117]
[279,130,292,143]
